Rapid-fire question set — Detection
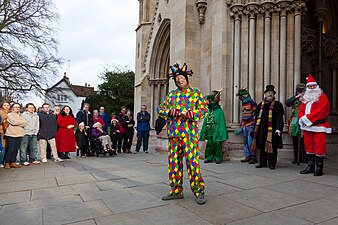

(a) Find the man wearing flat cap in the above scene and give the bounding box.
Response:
[251,85,284,170]
[157,63,208,205]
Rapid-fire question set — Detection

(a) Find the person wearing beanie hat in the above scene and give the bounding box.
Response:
[157,63,208,205]
[200,89,229,164]
[298,74,332,176]
[251,85,284,170]
[234,88,258,164]
[285,83,306,164]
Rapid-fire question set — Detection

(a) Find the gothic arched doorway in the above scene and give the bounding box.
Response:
[148,19,170,126]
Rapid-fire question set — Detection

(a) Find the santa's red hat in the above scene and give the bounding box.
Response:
[306,74,317,86]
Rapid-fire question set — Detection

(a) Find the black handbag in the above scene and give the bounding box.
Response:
[155,117,166,135]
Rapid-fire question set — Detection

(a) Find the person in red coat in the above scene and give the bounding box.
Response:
[92,110,105,128]
[298,74,332,176]
[56,106,76,159]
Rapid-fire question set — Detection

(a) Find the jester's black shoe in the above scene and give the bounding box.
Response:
[161,193,183,201]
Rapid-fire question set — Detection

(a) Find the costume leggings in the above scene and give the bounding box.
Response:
[168,137,204,197]
[204,140,223,161]
[243,125,254,157]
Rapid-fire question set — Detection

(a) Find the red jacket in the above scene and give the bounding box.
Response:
[56,115,76,152]
[93,116,105,128]
[298,92,331,133]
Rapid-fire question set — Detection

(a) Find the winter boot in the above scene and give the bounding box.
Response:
[300,154,315,174]
[314,156,324,176]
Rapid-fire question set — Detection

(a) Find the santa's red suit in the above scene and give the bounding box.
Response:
[298,89,331,156]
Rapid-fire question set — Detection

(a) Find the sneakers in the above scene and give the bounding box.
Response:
[54,157,64,162]
[133,151,138,154]
[0,164,4,168]
[144,150,148,153]
[162,193,183,201]
[42,158,48,163]
[23,162,30,166]
[32,161,41,165]
[196,194,206,205]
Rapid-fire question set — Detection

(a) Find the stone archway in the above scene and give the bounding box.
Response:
[148,19,170,126]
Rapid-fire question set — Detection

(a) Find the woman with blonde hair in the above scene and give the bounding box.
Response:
[5,103,26,169]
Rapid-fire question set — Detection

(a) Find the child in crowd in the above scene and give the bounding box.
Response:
[75,122,88,157]
[110,118,119,153]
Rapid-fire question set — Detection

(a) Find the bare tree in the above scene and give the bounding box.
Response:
[0,0,61,96]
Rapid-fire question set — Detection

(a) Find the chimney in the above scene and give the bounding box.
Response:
[64,72,67,77]
[85,82,87,87]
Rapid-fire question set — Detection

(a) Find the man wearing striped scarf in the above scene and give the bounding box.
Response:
[251,85,284,170]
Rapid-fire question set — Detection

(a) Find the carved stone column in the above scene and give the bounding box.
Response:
[196,0,208,25]
[293,1,306,87]
[230,6,243,124]
[247,3,259,96]
[315,2,328,85]
[262,2,274,88]
[277,1,290,105]
[332,66,337,112]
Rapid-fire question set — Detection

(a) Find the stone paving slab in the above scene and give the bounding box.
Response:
[56,173,97,186]
[218,174,283,190]
[31,183,101,201]
[0,209,43,225]
[280,199,338,224]
[179,195,260,224]
[67,220,97,225]
[94,204,213,225]
[318,217,338,225]
[102,191,168,214]
[0,177,57,194]
[0,195,83,213]
[227,211,314,225]
[265,180,338,200]
[222,187,308,212]
[43,200,112,225]
[0,190,31,205]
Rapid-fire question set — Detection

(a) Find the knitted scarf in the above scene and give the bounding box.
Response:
[251,100,275,153]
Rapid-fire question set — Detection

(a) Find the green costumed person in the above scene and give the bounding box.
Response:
[200,89,229,164]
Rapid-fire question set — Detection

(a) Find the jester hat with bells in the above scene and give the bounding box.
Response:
[205,88,223,102]
[168,63,193,88]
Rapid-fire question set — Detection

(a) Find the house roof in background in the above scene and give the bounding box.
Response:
[46,74,95,97]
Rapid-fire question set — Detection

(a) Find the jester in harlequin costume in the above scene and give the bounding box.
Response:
[157,63,208,205]
[234,88,258,164]
[200,89,228,164]
[299,74,332,176]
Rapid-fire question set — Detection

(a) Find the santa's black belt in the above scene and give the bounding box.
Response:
[312,118,327,126]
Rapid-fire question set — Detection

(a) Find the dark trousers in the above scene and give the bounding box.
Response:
[259,142,278,167]
[125,132,134,150]
[117,133,127,153]
[6,137,23,163]
[135,130,150,152]
[292,136,306,163]
[77,146,87,157]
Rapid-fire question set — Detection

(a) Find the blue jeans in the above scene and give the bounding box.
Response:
[243,124,255,157]
[20,134,38,163]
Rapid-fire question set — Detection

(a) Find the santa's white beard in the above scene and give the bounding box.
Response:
[303,87,322,103]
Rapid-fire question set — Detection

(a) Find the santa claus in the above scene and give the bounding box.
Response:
[298,74,332,176]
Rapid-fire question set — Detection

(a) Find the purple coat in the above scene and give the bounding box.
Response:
[91,128,107,139]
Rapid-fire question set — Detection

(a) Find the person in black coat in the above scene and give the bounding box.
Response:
[76,103,93,131]
[109,118,120,152]
[125,109,135,153]
[75,122,88,157]
[251,85,284,170]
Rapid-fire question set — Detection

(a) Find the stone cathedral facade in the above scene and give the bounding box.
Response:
[134,0,338,157]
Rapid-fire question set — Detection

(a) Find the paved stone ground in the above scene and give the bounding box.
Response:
[1,147,338,225]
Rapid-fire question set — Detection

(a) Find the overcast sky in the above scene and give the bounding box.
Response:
[54,0,139,89]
